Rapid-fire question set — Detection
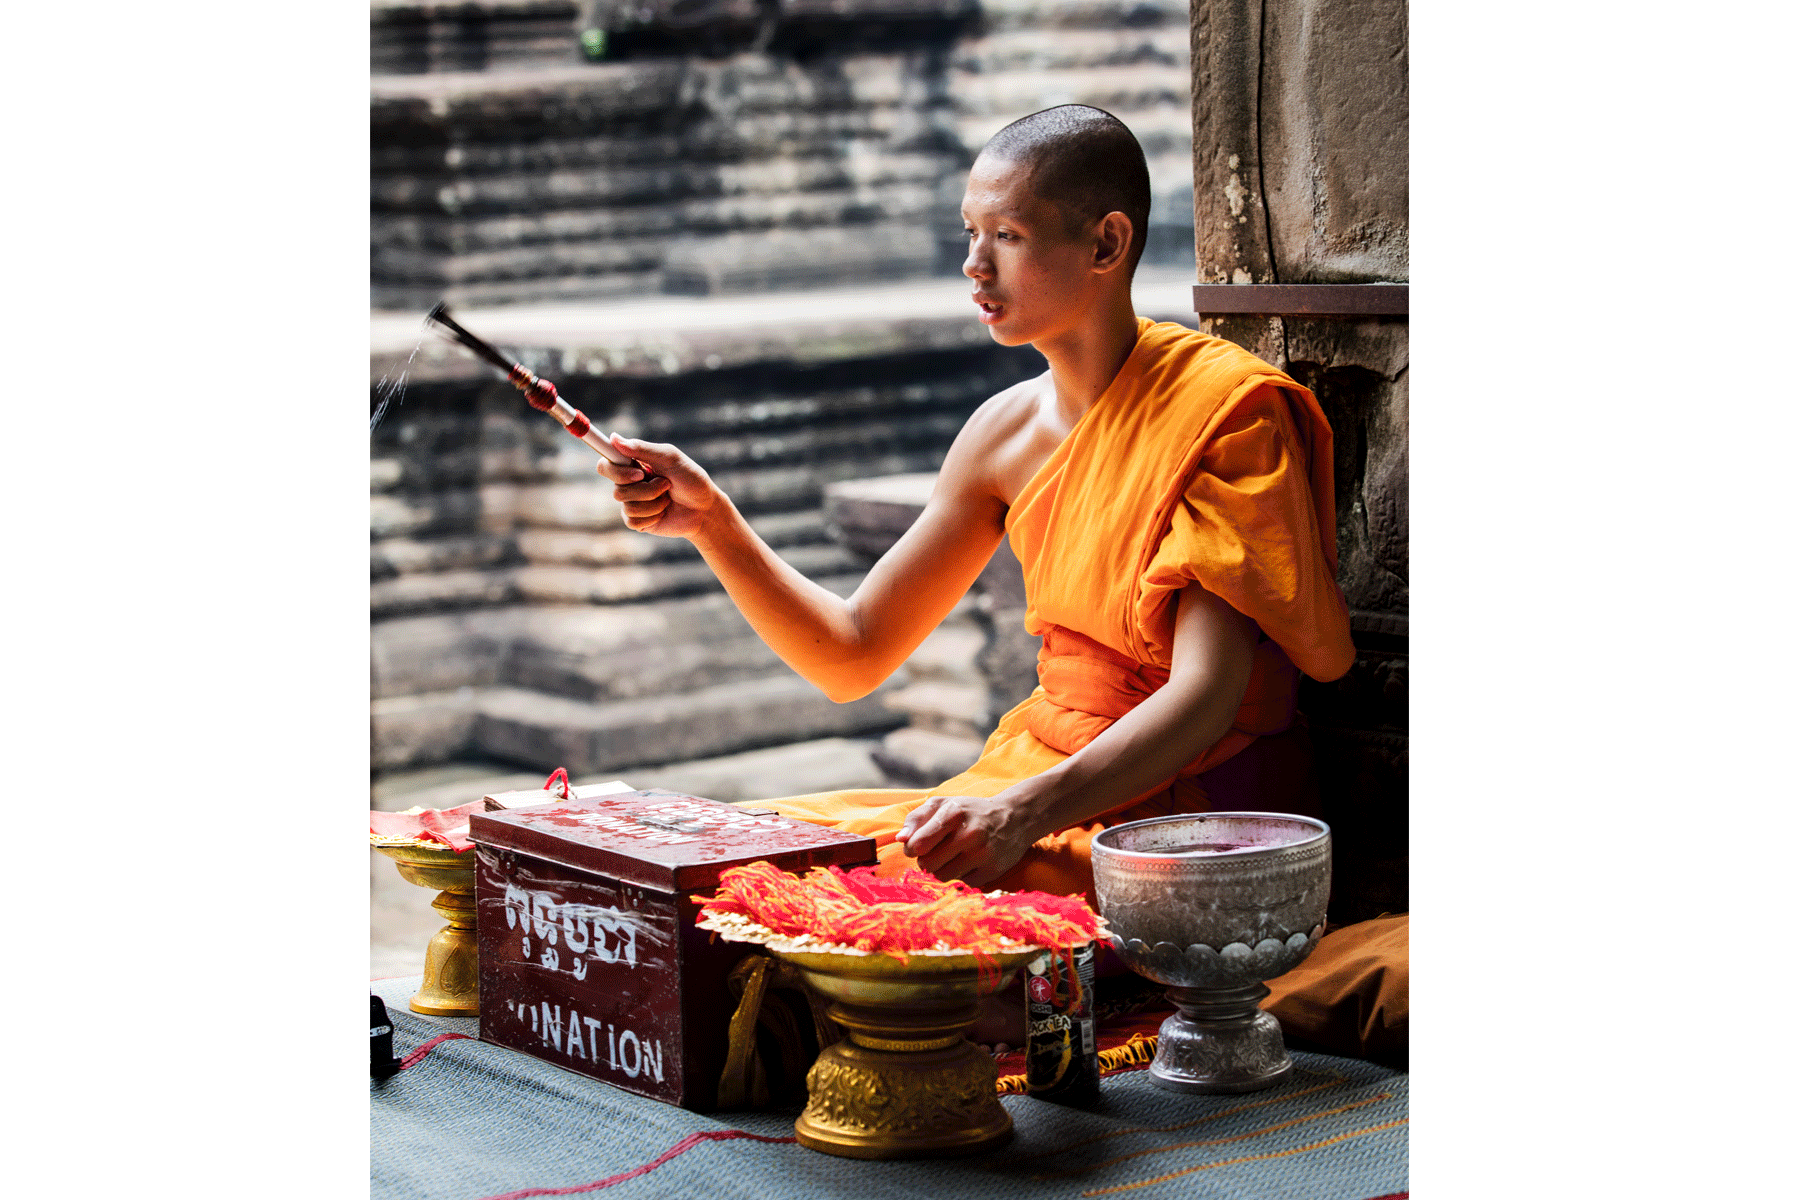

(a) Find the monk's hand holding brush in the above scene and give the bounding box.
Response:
[598,435,722,540]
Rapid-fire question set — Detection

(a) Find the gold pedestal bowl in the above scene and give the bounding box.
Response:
[699,914,1037,1159]
[374,842,480,1017]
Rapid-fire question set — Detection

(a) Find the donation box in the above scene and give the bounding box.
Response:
[468,789,874,1110]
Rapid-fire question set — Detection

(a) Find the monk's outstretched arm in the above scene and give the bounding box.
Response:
[901,581,1259,886]
[599,426,1007,702]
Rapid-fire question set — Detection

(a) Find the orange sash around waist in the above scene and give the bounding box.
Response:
[1025,624,1298,780]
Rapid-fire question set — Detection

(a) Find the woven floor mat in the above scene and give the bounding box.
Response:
[372,976,1407,1200]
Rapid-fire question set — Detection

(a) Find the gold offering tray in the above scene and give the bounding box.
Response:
[696,909,1051,1159]
[697,909,1047,969]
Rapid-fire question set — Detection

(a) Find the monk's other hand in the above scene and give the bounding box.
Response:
[598,435,719,538]
[899,793,1039,889]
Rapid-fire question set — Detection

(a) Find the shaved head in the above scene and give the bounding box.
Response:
[978,105,1152,272]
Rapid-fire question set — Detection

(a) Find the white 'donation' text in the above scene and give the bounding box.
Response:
[505,999,665,1083]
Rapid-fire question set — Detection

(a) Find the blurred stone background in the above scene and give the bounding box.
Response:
[370,0,1407,977]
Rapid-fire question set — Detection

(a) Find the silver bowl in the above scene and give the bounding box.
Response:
[1092,813,1330,1093]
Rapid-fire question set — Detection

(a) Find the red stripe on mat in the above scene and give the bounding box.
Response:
[400,1033,474,1069]
[470,1130,799,1199]
[1364,1193,1408,1199]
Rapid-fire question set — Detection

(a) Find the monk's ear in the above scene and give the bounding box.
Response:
[1092,211,1133,274]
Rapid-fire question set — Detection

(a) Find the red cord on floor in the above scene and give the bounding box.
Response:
[471,1131,799,1199]
[399,1032,474,1070]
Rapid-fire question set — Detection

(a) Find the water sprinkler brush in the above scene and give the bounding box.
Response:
[424,303,650,477]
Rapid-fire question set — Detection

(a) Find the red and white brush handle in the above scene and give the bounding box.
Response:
[506,364,652,477]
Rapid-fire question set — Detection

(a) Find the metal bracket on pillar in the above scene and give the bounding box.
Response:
[1193,284,1408,317]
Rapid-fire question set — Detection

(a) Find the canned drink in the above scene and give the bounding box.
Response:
[1024,941,1099,1103]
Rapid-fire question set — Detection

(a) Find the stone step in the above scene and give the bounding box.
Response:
[373,154,948,218]
[371,760,553,813]
[622,735,885,802]
[370,57,925,140]
[703,450,953,512]
[375,270,665,311]
[510,506,826,569]
[822,470,935,559]
[374,672,905,774]
[660,223,941,296]
[374,573,868,704]
[371,567,985,710]
[511,542,861,604]
[895,616,987,687]
[870,726,985,787]
[670,407,972,469]
[372,235,667,286]
[373,608,528,700]
[975,0,1187,33]
[369,734,885,811]
[372,534,518,582]
[370,61,688,133]
[369,268,1201,384]
[465,451,957,534]
[488,475,869,537]
[469,676,905,775]
[372,183,941,254]
[949,26,1189,74]
[371,567,521,616]
[371,1,582,76]
[633,371,1001,440]
[377,221,951,298]
[370,540,862,617]
[373,31,581,78]
[823,470,1032,603]
[369,112,926,177]
[372,688,484,772]
[948,64,1191,123]
[881,679,990,741]
[496,596,796,704]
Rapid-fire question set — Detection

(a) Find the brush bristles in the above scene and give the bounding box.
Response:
[424,303,515,374]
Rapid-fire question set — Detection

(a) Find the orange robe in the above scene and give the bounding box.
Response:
[756,318,1355,904]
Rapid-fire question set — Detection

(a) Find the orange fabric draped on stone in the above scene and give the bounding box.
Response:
[752,320,1355,905]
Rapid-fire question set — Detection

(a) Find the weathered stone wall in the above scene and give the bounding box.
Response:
[370,0,1195,309]
[1189,0,1408,924]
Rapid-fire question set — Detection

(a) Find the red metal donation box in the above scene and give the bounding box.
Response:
[468,789,874,1109]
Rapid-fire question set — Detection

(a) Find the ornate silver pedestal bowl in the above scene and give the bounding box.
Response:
[1092,813,1330,1094]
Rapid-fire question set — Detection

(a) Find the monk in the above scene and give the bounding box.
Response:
[598,106,1405,1065]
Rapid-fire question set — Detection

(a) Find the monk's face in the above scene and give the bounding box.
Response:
[960,153,1110,347]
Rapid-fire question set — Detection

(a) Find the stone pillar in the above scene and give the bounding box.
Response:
[1189,0,1408,924]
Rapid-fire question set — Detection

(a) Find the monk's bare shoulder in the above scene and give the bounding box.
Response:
[945,371,1069,507]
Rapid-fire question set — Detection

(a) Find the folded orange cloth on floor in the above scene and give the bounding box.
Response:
[1264,914,1410,1068]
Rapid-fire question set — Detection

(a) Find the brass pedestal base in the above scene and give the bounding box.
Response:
[375,844,480,1017]
[795,1000,1011,1159]
[731,942,1039,1160]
